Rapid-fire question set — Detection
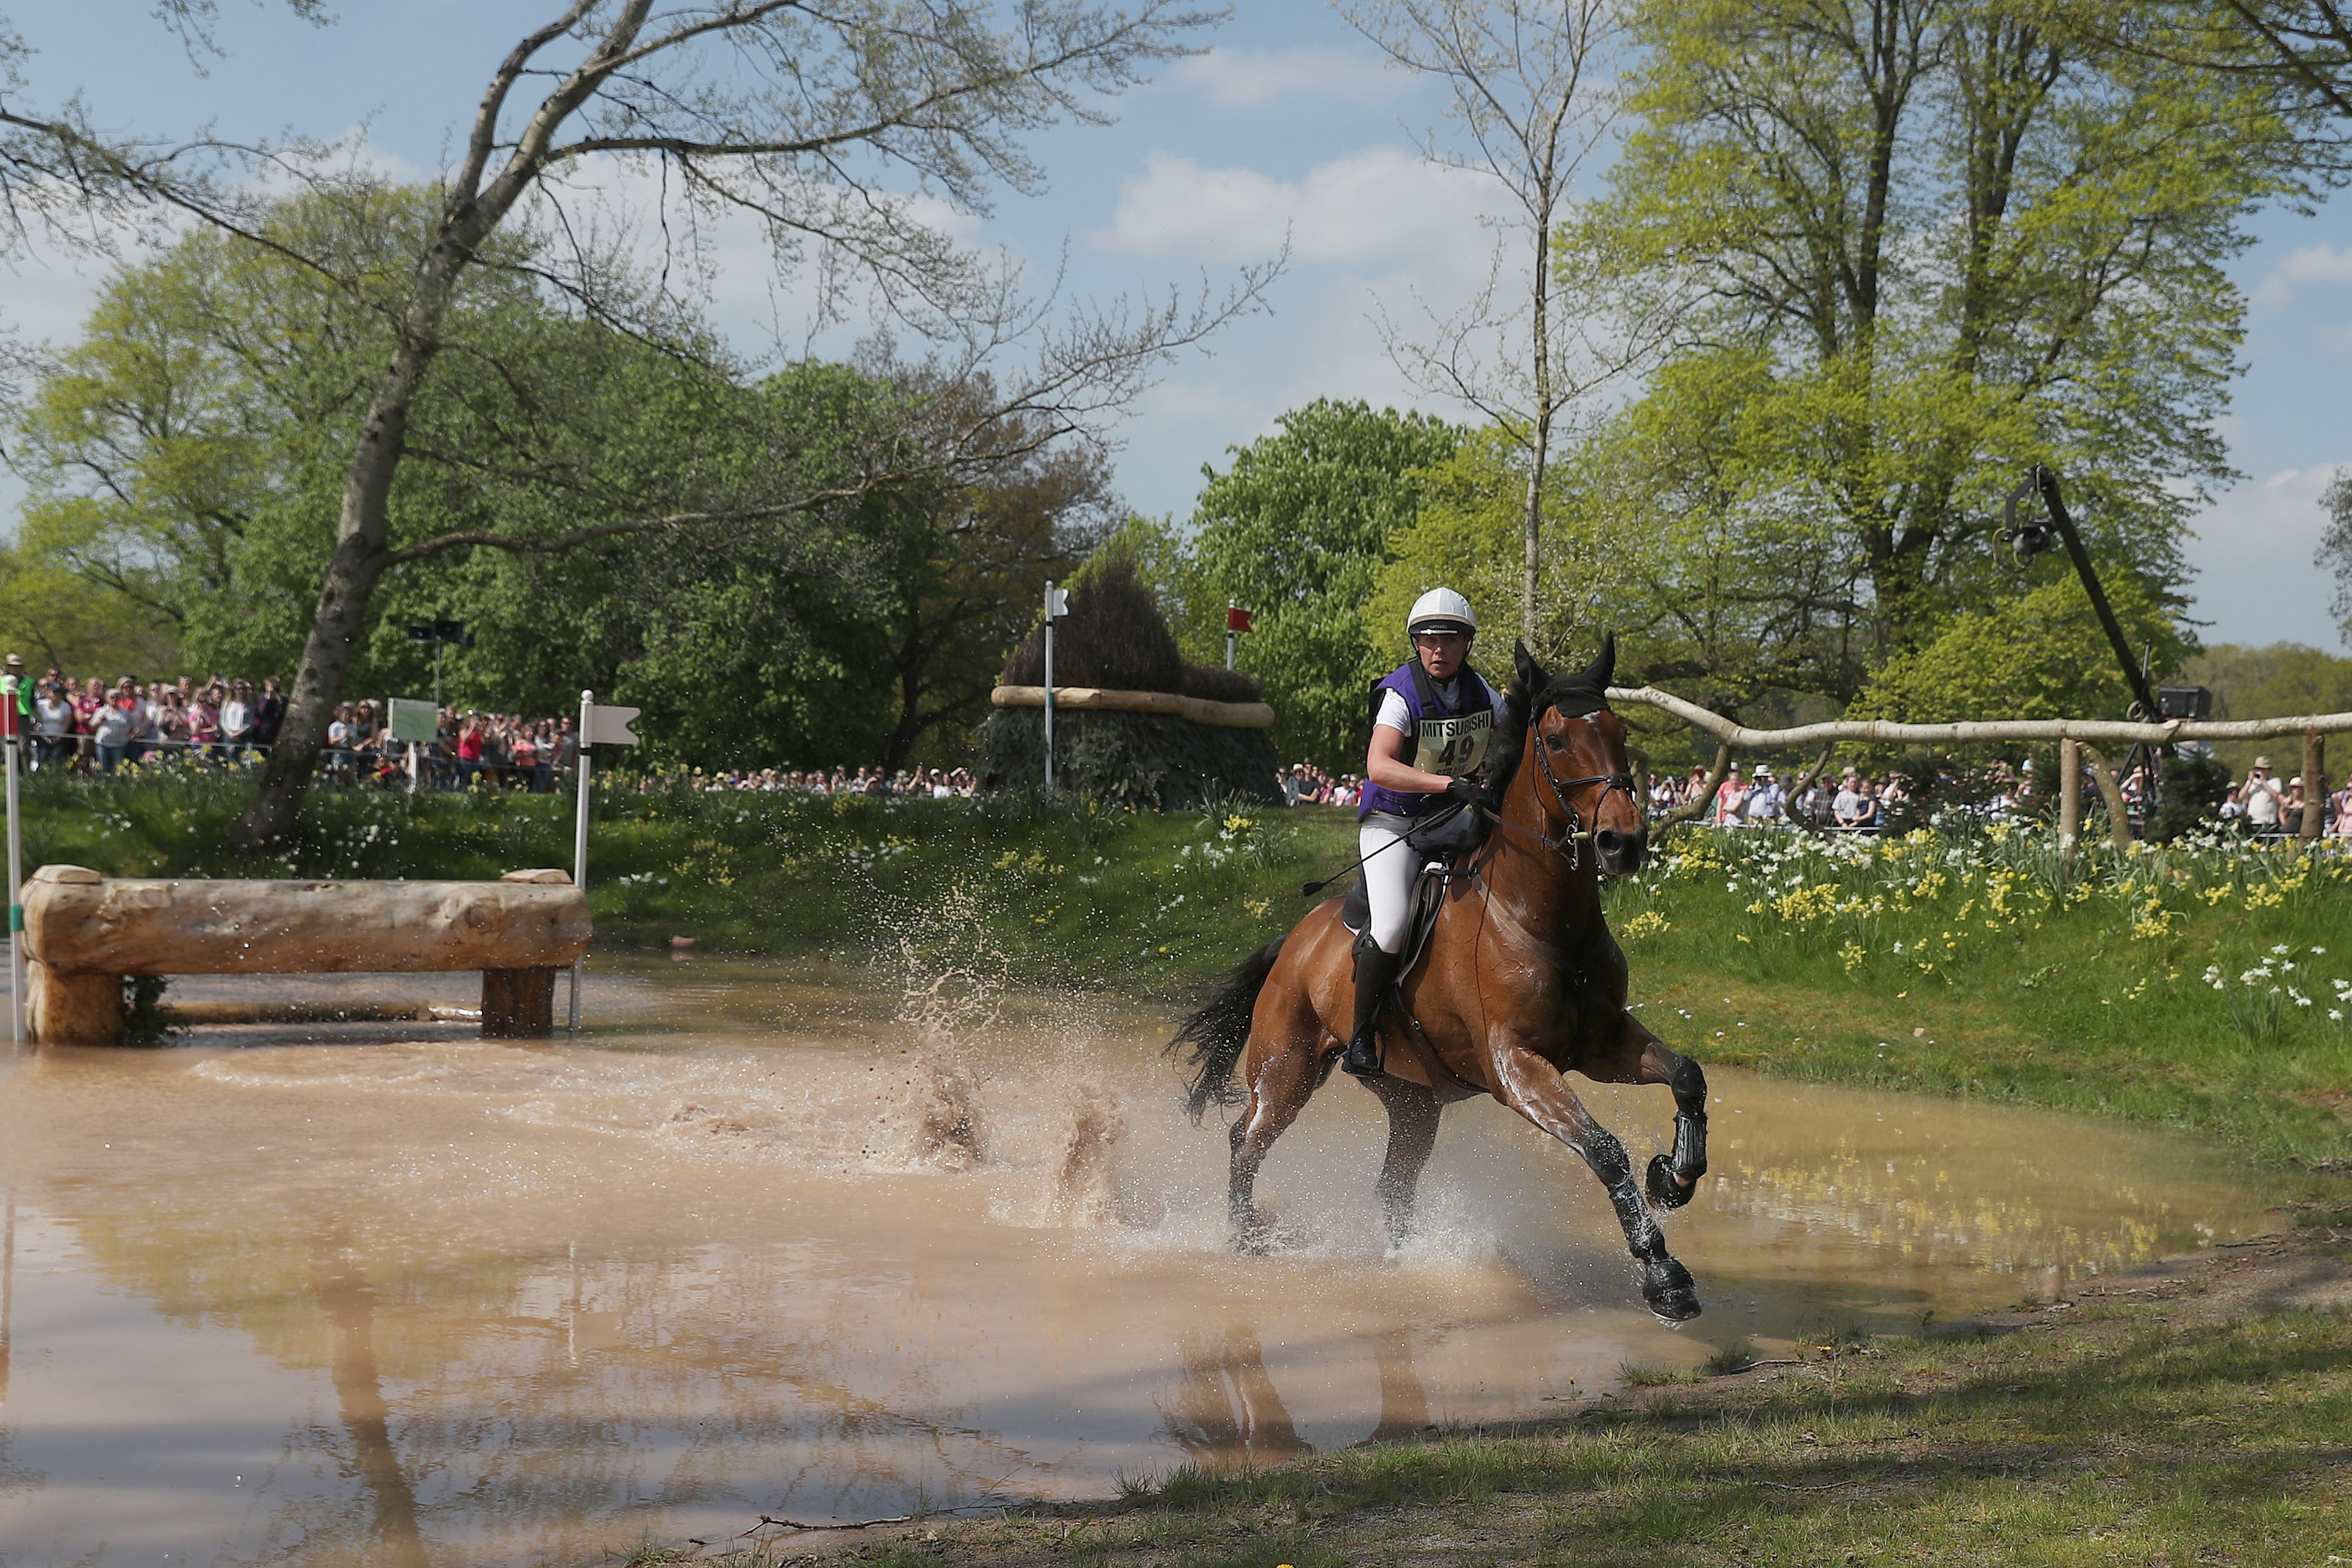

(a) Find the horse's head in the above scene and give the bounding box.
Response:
[1510,634,1646,875]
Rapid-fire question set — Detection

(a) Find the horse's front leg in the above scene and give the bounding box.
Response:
[1585,1017,1709,1211]
[1490,1039,1701,1323]
[1362,1073,1442,1249]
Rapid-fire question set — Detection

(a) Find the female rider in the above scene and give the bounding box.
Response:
[1344,587,1500,1078]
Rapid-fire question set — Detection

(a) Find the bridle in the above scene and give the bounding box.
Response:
[1484,708,1639,871]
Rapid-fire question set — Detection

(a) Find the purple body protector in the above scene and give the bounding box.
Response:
[1357,658,1498,820]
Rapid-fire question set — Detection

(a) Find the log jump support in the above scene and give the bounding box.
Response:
[21,865,591,1047]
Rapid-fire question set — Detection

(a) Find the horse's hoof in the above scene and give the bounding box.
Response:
[1641,1257,1702,1324]
[1233,1217,1273,1257]
[1646,1153,1697,1211]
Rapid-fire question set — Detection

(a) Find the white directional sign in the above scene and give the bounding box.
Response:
[1045,586,1070,620]
[584,703,641,746]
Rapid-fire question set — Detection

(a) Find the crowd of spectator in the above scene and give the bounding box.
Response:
[18,659,2352,833]
[1270,746,2352,839]
[2221,755,2352,837]
[1652,761,1923,831]
[1279,763,1363,808]
[2,662,985,797]
[13,663,288,773]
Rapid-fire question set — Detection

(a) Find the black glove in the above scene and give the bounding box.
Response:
[1445,776,1484,809]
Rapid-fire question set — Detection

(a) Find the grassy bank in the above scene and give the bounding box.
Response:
[631,1212,2350,1568]
[20,771,2352,1165]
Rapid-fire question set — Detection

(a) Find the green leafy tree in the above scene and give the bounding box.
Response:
[0,541,181,677]
[2179,640,2352,776]
[1572,0,2298,676]
[1190,400,1461,769]
[1,0,1247,846]
[1849,574,2189,734]
[11,203,1115,773]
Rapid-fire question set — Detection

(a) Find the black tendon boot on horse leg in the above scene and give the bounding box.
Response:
[1343,940,1399,1078]
[1492,1041,1701,1324]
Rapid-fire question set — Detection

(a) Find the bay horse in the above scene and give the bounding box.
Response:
[1172,636,1709,1323]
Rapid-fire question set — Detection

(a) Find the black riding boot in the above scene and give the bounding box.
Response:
[1342,943,1400,1078]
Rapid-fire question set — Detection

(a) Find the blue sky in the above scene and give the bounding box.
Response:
[4,1,2348,655]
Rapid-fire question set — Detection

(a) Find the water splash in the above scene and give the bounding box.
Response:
[909,1043,987,1169]
[1049,1073,1128,1223]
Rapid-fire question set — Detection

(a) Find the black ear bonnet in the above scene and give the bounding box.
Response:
[1523,632,1616,720]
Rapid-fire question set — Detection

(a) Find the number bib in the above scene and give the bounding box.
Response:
[1413,708,1493,777]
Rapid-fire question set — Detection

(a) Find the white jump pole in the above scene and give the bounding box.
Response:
[4,675,22,1048]
[1042,583,1056,793]
[570,688,591,1033]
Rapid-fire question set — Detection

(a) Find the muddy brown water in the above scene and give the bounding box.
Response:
[0,958,2273,1566]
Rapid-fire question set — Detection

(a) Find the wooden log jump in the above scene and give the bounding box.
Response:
[989,684,1276,728]
[21,865,591,1046]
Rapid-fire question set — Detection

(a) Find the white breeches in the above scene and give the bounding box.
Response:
[1358,808,1479,955]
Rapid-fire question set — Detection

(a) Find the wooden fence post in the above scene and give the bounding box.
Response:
[2302,730,2325,845]
[2058,739,2081,857]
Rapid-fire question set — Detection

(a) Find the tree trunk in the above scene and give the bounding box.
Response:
[2076,743,2135,853]
[228,253,469,848]
[1522,206,1552,645]
[231,530,396,847]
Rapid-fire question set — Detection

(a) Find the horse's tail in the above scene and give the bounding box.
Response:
[1168,936,1285,1124]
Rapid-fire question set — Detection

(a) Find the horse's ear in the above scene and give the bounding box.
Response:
[1512,638,1545,699]
[1577,632,1617,692]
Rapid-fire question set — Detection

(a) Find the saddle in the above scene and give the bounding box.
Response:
[1338,853,1487,1094]
[1339,848,1467,986]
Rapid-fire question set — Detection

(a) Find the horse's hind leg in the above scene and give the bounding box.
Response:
[1584,1018,1710,1212]
[1228,1028,1329,1253]
[1491,1039,1700,1323]
[1364,1075,1442,1249]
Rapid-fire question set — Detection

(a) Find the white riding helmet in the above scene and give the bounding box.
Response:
[1406,586,1476,638]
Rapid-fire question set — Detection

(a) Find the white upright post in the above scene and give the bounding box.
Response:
[1042,581,1057,793]
[571,688,592,1033]
[1227,601,1237,670]
[4,676,22,1048]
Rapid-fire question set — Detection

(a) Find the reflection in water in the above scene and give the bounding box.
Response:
[1156,1327,1313,1467]
[2,1194,13,1407]
[312,1241,429,1568]
[0,958,2278,1565]
[1366,1332,1431,1443]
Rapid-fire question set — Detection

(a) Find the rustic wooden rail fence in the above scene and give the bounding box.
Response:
[1601,686,2352,850]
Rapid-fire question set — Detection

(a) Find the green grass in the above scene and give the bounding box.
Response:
[1094,1303,2352,1568]
[1604,823,2352,1168]
[19,769,2352,1164]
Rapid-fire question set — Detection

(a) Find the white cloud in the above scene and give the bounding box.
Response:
[1095,146,1494,267]
[2251,242,2352,308]
[1167,45,1400,109]
[2199,465,2343,555]
[2183,465,2346,649]
[518,151,1008,365]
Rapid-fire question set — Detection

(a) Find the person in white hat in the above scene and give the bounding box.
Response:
[1343,587,1502,1077]
[2243,756,2283,832]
